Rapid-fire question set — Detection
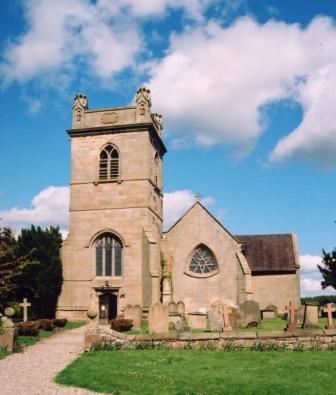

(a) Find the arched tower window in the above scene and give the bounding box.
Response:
[95,233,123,277]
[189,244,217,274]
[154,152,159,185]
[99,145,119,180]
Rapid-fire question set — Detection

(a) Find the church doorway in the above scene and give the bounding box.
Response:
[99,293,117,323]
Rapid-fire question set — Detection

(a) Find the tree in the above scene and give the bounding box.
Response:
[0,228,18,310]
[318,249,336,291]
[15,226,63,318]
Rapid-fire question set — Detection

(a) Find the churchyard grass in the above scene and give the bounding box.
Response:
[64,320,87,330]
[0,346,10,360]
[56,349,336,394]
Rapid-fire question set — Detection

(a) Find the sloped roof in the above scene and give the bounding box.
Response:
[235,234,299,273]
[164,201,239,243]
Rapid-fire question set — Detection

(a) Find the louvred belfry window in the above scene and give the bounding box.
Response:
[99,145,119,180]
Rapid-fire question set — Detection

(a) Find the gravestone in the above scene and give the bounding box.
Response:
[302,301,319,329]
[239,300,261,327]
[0,308,18,351]
[208,306,223,331]
[323,303,336,329]
[187,312,207,330]
[168,302,177,314]
[296,305,305,326]
[148,303,169,333]
[176,301,185,316]
[124,305,142,330]
[20,298,31,322]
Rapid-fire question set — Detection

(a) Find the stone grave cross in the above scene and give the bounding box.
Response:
[218,305,232,332]
[323,303,335,329]
[285,301,296,332]
[20,298,31,322]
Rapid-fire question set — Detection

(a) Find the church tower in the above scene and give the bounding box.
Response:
[57,88,166,321]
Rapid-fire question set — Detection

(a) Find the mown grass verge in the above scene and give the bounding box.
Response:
[56,349,336,395]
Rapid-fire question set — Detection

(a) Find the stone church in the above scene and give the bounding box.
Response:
[56,87,301,321]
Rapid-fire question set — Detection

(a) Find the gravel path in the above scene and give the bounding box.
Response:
[0,326,104,395]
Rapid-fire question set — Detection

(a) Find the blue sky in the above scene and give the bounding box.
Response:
[1,0,336,296]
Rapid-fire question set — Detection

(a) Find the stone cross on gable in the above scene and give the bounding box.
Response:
[194,193,202,202]
[218,305,232,332]
[20,298,31,322]
[323,303,336,329]
[285,301,297,332]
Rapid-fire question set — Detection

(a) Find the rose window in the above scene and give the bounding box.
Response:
[189,245,217,274]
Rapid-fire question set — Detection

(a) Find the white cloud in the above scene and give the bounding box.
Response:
[300,254,336,296]
[163,189,214,230]
[147,16,336,166]
[0,0,215,85]
[0,186,69,231]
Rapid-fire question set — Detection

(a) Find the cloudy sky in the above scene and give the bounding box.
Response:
[0,0,336,296]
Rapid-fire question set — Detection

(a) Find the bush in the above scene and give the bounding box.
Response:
[17,321,39,336]
[53,318,68,328]
[110,317,133,332]
[38,319,55,331]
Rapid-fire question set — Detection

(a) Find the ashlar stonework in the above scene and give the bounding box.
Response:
[56,87,301,325]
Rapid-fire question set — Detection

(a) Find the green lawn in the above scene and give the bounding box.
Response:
[56,349,336,394]
[0,347,10,360]
[64,320,87,330]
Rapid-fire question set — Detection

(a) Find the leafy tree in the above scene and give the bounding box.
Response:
[318,249,336,291]
[0,228,34,311]
[16,226,63,318]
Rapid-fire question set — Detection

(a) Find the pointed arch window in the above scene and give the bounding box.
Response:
[99,145,119,180]
[185,244,219,278]
[154,152,159,185]
[95,233,123,277]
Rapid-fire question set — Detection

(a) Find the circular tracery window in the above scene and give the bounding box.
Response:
[189,245,217,274]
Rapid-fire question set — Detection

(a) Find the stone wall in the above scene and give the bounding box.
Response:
[163,203,248,312]
[85,327,336,351]
[251,271,301,313]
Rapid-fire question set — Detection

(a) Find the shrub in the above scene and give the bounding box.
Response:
[110,317,133,332]
[53,318,68,328]
[38,319,55,331]
[17,321,39,336]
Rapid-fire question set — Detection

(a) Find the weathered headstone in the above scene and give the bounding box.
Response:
[239,300,261,328]
[20,298,31,322]
[323,303,336,329]
[296,305,305,326]
[219,305,232,331]
[0,309,18,351]
[168,301,177,314]
[148,303,169,333]
[176,301,185,316]
[302,301,319,329]
[208,306,223,331]
[124,305,142,330]
[285,301,297,332]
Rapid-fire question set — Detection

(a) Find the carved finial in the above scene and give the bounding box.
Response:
[136,86,151,122]
[72,93,88,128]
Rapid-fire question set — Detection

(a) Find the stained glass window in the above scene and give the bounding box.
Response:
[189,245,217,274]
[95,233,123,276]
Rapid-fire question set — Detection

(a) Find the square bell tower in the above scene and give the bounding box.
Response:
[57,87,166,320]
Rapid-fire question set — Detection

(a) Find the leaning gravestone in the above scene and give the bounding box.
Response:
[239,300,261,327]
[148,303,169,334]
[124,305,142,330]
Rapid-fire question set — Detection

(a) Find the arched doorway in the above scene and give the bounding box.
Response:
[99,293,118,323]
